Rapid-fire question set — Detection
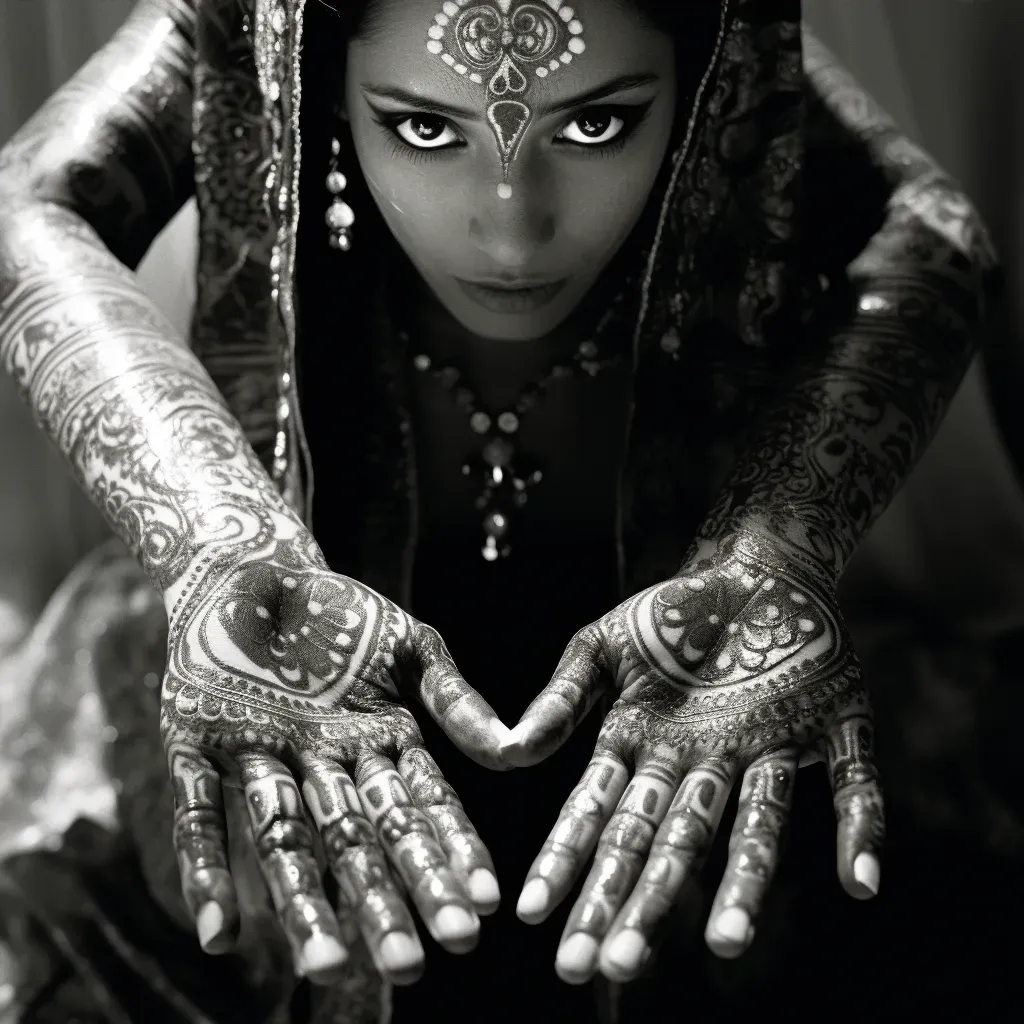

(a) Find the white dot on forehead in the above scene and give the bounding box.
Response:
[569,20,583,34]
[559,5,574,19]
[536,67,548,77]
[568,37,586,54]
[443,0,459,15]
[427,39,443,54]
[442,52,455,65]
[497,183,512,199]
[428,25,444,39]
[434,13,449,26]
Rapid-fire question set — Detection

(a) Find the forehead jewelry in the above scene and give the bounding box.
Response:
[427,1,586,199]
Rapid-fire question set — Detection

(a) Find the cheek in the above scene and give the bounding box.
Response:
[351,131,463,256]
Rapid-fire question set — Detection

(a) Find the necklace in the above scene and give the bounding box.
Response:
[402,292,630,561]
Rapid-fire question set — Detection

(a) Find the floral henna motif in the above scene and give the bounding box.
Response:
[427,0,586,196]
[160,533,506,982]
[507,533,881,980]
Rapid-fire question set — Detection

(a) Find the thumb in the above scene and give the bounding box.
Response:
[414,626,514,771]
[499,626,609,768]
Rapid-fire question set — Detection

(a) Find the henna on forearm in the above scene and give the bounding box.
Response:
[0,0,302,597]
[698,34,1001,578]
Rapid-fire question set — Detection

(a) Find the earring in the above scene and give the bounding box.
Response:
[325,137,354,251]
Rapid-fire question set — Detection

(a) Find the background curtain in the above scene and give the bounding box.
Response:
[0,0,1021,643]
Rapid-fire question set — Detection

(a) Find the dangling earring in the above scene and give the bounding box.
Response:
[326,137,354,251]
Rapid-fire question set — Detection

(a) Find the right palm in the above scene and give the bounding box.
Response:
[159,533,509,985]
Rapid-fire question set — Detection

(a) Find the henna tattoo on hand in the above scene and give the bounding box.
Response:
[506,532,883,979]
[163,531,508,978]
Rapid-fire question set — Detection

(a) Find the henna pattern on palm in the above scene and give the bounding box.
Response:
[0,0,510,985]
[504,533,883,982]
[163,531,510,984]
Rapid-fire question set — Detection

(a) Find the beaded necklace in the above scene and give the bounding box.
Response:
[402,285,632,561]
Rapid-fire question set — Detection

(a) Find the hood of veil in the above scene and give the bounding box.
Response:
[251,0,813,359]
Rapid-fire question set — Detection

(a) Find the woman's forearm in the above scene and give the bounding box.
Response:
[698,178,998,577]
[0,202,301,597]
[0,0,300,600]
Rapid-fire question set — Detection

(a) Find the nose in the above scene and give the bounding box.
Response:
[468,181,556,270]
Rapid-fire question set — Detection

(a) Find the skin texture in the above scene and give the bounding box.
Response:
[0,0,998,1000]
[344,0,676,341]
[0,0,510,988]
[502,33,999,984]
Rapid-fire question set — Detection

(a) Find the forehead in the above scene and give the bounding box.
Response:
[350,0,668,97]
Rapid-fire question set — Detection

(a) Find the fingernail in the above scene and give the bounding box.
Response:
[498,722,528,752]
[853,851,880,896]
[196,902,226,953]
[469,869,501,912]
[712,907,752,945]
[299,934,348,978]
[378,931,423,975]
[432,905,479,947]
[555,933,600,983]
[489,718,513,746]
[516,878,550,922]
[602,929,650,978]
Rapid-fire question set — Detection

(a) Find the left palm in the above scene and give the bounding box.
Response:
[501,531,884,983]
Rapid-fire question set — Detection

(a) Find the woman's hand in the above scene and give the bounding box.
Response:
[501,531,883,983]
[160,517,509,987]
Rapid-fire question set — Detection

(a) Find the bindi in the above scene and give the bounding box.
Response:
[426,1,586,199]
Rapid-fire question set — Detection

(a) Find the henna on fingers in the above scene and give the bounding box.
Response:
[160,532,508,980]
[510,533,880,980]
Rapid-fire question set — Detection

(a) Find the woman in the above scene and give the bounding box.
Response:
[0,0,999,1022]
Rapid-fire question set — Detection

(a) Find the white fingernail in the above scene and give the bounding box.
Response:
[712,907,751,944]
[499,723,528,750]
[853,852,880,895]
[378,932,422,974]
[300,934,348,976]
[196,902,224,952]
[555,933,599,982]
[516,878,550,921]
[432,905,478,944]
[469,869,501,910]
[602,929,649,975]
[490,719,513,745]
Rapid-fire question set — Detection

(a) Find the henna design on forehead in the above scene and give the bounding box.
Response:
[427,0,586,198]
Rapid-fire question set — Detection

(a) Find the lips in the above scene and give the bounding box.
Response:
[456,278,567,315]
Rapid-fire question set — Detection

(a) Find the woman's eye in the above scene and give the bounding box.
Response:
[556,107,627,147]
[394,114,461,150]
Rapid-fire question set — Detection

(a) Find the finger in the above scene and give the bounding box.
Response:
[516,750,630,926]
[598,761,736,982]
[356,755,480,954]
[500,626,609,767]
[827,713,885,899]
[300,757,425,986]
[398,747,500,915]
[168,743,239,955]
[555,752,684,985]
[415,627,513,770]
[237,753,349,983]
[705,749,799,959]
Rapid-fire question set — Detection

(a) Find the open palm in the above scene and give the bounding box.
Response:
[502,531,884,982]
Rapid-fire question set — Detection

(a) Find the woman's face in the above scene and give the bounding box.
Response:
[345,0,676,341]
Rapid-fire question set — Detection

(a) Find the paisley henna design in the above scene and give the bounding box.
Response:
[427,0,586,196]
[162,530,509,980]
[504,532,883,978]
[695,36,1000,579]
[0,0,511,982]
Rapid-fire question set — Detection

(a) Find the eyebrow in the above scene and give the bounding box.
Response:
[361,72,661,120]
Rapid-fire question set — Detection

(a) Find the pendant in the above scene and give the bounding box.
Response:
[462,441,543,561]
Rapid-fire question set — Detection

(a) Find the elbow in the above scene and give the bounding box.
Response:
[891,172,1003,320]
